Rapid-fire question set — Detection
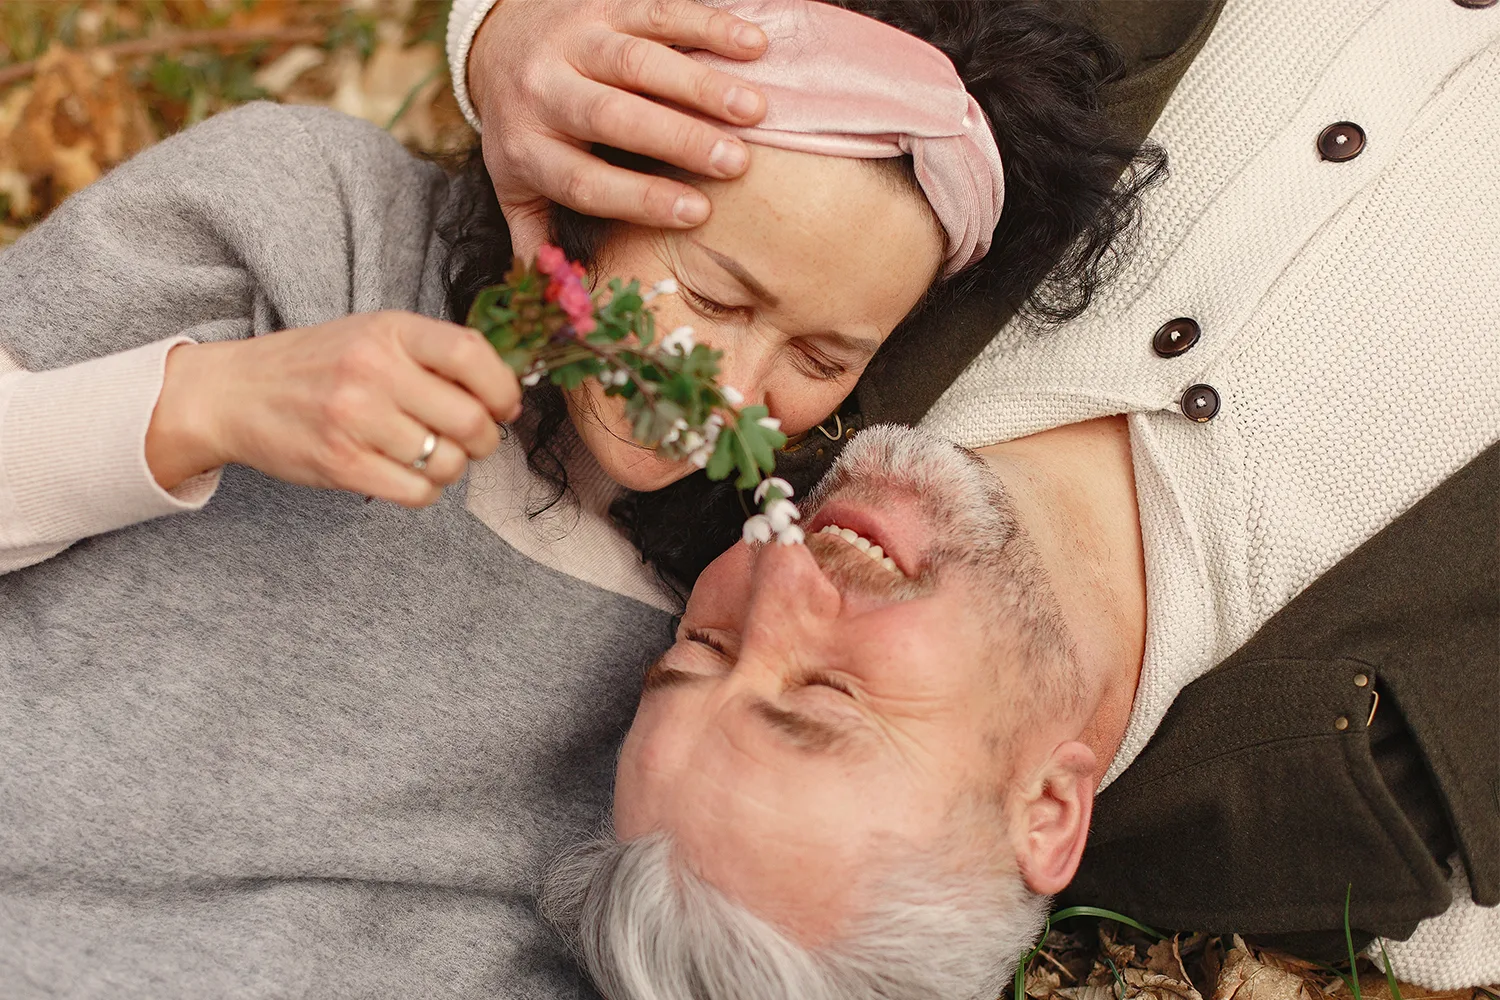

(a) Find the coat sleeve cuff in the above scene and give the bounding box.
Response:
[448,0,502,132]
[0,337,222,569]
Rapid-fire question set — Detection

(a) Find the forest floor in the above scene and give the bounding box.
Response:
[0,4,1494,999]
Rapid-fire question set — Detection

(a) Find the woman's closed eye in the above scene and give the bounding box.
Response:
[790,344,850,381]
[684,627,730,657]
[682,286,747,321]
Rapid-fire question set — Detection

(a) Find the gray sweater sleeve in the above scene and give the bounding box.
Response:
[0,101,453,368]
[0,102,453,572]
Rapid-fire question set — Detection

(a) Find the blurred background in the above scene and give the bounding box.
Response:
[0,0,474,248]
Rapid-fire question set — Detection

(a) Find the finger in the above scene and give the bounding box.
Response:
[398,319,522,423]
[565,76,751,180]
[391,360,502,461]
[622,0,768,60]
[357,404,470,488]
[583,31,765,127]
[525,139,712,229]
[500,200,552,263]
[346,450,445,509]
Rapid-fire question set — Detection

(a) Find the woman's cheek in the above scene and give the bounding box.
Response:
[764,375,852,436]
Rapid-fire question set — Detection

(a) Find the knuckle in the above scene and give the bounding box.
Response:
[643,0,676,34]
[313,434,359,479]
[334,339,386,383]
[560,164,596,209]
[518,62,552,105]
[582,88,624,138]
[457,406,493,443]
[611,35,653,84]
[321,385,365,430]
[667,118,705,158]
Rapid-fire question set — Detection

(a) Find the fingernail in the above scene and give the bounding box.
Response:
[673,191,710,226]
[709,139,747,176]
[724,86,760,121]
[734,23,765,49]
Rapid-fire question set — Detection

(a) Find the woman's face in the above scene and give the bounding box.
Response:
[567,145,946,492]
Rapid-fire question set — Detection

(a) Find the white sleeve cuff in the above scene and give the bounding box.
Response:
[0,336,222,571]
[448,0,503,132]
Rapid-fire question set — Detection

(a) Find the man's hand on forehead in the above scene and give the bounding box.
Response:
[466,0,770,257]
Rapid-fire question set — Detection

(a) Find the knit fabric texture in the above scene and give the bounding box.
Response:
[0,102,671,999]
[922,0,1500,985]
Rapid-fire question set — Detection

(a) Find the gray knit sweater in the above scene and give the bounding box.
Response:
[0,103,669,999]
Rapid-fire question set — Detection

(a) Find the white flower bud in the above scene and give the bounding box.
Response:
[691,448,711,469]
[757,416,782,432]
[680,431,703,453]
[721,385,745,406]
[775,524,806,546]
[522,371,543,387]
[742,515,773,545]
[661,326,696,356]
[765,498,800,532]
[653,278,679,296]
[753,477,794,504]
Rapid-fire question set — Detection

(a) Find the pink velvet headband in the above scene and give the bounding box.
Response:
[694,0,1005,278]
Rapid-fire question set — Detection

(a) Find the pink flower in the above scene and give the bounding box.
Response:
[536,244,568,278]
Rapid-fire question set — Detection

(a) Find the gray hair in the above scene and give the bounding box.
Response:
[538,830,1047,1000]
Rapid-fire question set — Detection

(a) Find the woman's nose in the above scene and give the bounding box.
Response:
[710,334,774,409]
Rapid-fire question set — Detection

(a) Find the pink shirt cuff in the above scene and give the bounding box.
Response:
[0,337,221,574]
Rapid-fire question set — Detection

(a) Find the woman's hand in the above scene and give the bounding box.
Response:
[467,0,769,259]
[146,312,522,507]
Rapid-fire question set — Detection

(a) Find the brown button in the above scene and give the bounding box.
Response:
[1318,122,1366,162]
[1454,0,1496,9]
[1153,318,1201,358]
[1181,384,1221,422]
[1335,716,1350,731]
[1354,673,1370,688]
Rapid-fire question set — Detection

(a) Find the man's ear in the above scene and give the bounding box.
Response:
[1009,740,1097,896]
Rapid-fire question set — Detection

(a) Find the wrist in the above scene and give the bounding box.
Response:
[459,0,507,130]
[145,341,234,491]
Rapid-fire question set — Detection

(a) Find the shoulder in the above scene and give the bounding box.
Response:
[129,101,446,198]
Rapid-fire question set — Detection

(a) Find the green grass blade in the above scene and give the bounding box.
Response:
[1379,943,1402,1000]
[1050,905,1165,941]
[1344,884,1363,1000]
[1011,905,1164,998]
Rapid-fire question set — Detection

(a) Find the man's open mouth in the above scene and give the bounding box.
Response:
[813,524,900,575]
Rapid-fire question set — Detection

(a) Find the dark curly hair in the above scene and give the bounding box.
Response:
[440,0,1166,591]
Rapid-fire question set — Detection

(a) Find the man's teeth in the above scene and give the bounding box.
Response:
[817,524,900,574]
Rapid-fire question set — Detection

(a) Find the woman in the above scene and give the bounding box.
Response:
[0,2,1159,997]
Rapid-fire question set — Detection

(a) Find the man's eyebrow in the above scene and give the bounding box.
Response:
[688,238,781,308]
[641,656,706,693]
[750,698,850,752]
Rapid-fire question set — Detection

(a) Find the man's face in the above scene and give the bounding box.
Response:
[613,427,1061,944]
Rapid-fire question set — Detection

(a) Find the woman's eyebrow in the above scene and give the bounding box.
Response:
[687,238,781,307]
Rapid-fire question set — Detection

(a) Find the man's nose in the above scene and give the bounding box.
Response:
[739,540,843,653]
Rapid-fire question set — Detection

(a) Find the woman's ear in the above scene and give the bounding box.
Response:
[1009,740,1097,896]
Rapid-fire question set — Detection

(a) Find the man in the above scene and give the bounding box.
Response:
[538,408,1494,997]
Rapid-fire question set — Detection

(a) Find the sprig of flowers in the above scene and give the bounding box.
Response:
[467,246,803,544]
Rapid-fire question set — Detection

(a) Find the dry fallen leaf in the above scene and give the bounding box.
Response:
[1125,969,1206,1000]
[1211,937,1334,1000]
[5,45,154,216]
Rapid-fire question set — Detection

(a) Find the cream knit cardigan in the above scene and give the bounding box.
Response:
[920,0,1500,986]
